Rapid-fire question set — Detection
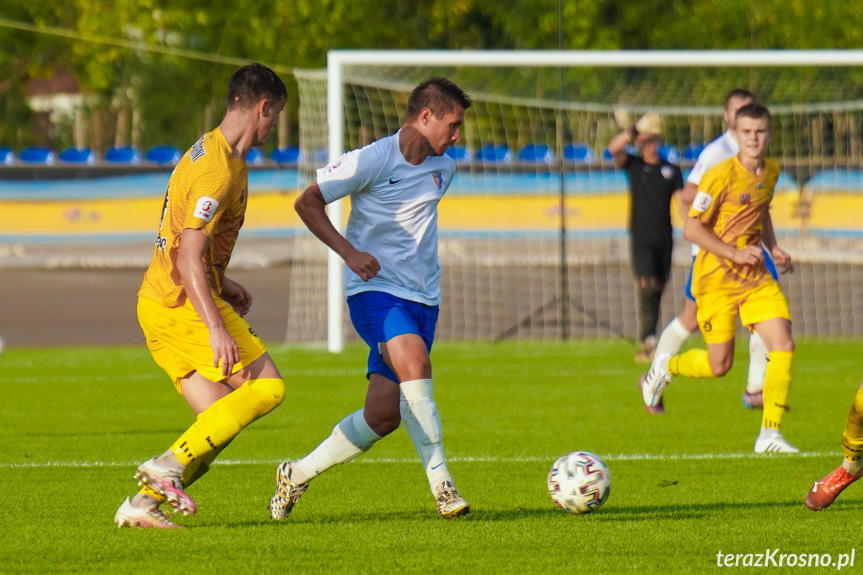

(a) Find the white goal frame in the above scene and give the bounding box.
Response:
[324,49,863,352]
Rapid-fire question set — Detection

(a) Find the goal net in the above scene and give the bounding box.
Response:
[287,51,863,349]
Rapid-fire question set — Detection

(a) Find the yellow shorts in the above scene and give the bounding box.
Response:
[137,296,268,393]
[695,280,791,345]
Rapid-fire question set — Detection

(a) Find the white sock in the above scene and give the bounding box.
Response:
[843,458,863,476]
[400,379,452,491]
[292,409,381,484]
[654,317,692,356]
[747,332,769,394]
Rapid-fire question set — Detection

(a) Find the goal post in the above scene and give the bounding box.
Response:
[294,50,863,352]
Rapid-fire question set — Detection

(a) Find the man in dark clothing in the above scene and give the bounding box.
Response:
[609,112,684,362]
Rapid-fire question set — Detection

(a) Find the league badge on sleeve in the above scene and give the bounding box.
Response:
[692,191,713,213]
[194,196,219,222]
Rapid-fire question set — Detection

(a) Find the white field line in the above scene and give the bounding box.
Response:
[0,451,840,469]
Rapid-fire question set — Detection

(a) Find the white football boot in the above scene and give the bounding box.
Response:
[639,351,672,414]
[114,497,184,529]
[435,481,470,519]
[269,462,309,520]
[754,430,799,454]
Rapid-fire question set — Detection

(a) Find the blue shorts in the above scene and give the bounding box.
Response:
[684,247,779,302]
[347,291,439,383]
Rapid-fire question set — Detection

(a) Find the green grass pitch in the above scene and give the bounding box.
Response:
[2,339,863,573]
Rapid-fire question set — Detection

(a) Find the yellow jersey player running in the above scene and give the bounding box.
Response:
[639,103,799,454]
[114,63,288,529]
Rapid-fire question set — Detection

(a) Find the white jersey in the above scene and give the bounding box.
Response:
[317,130,455,306]
[686,130,739,255]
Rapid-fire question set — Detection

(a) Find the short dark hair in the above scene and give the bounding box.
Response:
[226,63,287,110]
[724,88,756,110]
[733,102,772,128]
[405,77,472,121]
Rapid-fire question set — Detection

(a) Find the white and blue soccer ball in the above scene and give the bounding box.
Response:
[547,451,611,514]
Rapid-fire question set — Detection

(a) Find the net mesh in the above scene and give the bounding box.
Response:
[287,62,863,345]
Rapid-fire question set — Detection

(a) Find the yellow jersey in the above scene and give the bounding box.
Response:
[138,127,248,308]
[688,154,779,298]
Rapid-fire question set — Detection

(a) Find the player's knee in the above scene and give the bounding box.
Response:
[709,356,733,377]
[249,377,285,415]
[771,339,795,353]
[364,403,400,436]
[398,359,432,381]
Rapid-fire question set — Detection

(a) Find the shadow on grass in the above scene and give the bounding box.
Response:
[211,497,863,529]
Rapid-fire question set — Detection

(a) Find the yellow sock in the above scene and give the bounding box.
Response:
[170,377,285,467]
[668,349,715,379]
[761,351,793,430]
[137,485,166,504]
[841,386,863,463]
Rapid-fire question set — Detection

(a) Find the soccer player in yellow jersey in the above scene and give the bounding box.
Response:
[639,103,799,454]
[114,63,288,529]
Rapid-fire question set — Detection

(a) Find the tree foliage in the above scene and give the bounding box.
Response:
[3,0,863,151]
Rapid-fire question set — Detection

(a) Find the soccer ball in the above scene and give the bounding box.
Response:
[547,451,611,514]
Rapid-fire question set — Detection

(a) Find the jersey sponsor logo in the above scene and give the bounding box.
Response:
[194,196,219,222]
[431,170,442,189]
[692,191,713,212]
[190,136,206,162]
[388,177,405,185]
[740,193,751,205]
[661,165,675,180]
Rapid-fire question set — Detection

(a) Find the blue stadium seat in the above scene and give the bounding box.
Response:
[270,146,300,165]
[563,143,596,164]
[682,143,706,162]
[517,144,555,164]
[104,146,141,164]
[444,144,472,164]
[0,146,15,165]
[659,144,681,164]
[475,144,512,164]
[59,147,97,165]
[145,145,181,166]
[19,147,57,165]
[246,147,264,165]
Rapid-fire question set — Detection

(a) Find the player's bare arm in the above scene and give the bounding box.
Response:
[177,227,240,377]
[221,277,253,317]
[294,183,381,281]
[683,215,763,266]
[607,129,631,167]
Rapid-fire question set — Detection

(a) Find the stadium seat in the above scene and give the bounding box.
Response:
[517,144,555,164]
[145,145,181,166]
[0,146,15,165]
[682,143,706,162]
[104,146,141,164]
[658,144,681,164]
[59,147,97,165]
[475,144,512,164]
[270,146,300,165]
[444,144,472,164]
[18,146,57,165]
[246,147,264,165]
[563,143,596,164]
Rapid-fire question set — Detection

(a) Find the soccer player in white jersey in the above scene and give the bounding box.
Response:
[652,89,779,411]
[269,77,473,520]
